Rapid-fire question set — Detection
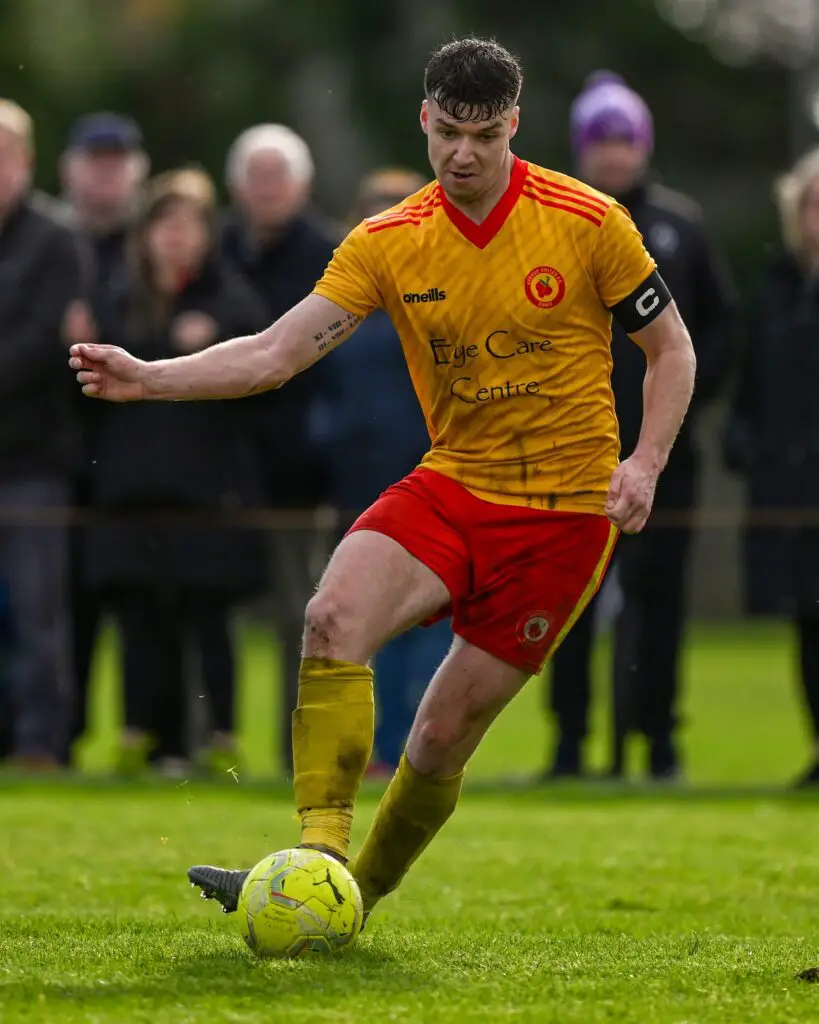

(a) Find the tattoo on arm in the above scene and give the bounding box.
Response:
[313,311,362,352]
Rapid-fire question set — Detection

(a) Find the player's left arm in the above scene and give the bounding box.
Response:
[593,204,696,534]
[607,299,696,534]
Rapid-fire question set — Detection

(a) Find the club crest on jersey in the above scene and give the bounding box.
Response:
[517,611,552,645]
[524,266,566,310]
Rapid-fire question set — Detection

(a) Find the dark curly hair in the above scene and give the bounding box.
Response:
[424,37,523,123]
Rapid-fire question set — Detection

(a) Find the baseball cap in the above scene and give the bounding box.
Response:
[67,112,143,153]
[570,71,653,155]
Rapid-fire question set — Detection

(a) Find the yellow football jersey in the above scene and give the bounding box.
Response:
[313,155,655,513]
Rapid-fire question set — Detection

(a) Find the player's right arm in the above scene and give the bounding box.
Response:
[69,223,382,403]
[69,294,363,402]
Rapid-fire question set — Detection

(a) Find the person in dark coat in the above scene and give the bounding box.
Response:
[57,112,150,763]
[85,168,267,775]
[0,99,85,770]
[724,146,819,786]
[544,73,735,780]
[0,585,15,761]
[220,124,338,775]
[315,168,453,772]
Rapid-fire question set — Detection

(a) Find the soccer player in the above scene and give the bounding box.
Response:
[69,38,696,923]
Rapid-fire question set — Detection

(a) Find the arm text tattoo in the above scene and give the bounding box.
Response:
[313,311,362,352]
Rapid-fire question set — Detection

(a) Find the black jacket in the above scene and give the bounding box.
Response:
[73,224,130,486]
[611,182,735,483]
[85,257,269,594]
[220,210,337,507]
[0,197,84,478]
[84,226,129,297]
[725,251,819,614]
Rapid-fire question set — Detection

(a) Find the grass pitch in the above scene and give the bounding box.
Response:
[2,622,819,1023]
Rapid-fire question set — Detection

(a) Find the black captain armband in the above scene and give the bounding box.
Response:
[609,270,672,334]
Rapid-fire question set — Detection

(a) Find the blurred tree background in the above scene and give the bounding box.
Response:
[0,0,816,295]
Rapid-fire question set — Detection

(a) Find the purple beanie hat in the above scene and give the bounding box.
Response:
[570,71,654,154]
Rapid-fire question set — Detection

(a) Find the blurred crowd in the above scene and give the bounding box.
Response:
[0,69,818,787]
[0,98,451,781]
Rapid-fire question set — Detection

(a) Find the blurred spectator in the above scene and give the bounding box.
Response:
[58,112,149,762]
[220,124,337,775]
[0,584,15,761]
[85,168,267,775]
[0,99,84,769]
[724,147,819,787]
[315,167,452,772]
[59,111,148,264]
[544,73,735,781]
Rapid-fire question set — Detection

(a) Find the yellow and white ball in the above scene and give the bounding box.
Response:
[238,848,363,959]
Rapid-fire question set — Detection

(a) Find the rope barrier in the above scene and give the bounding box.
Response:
[0,504,813,529]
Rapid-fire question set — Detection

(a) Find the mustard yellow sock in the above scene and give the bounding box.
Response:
[348,754,464,913]
[292,657,374,861]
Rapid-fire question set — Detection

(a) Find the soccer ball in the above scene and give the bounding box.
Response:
[237,848,364,959]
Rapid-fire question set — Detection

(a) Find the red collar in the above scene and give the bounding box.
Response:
[440,154,528,250]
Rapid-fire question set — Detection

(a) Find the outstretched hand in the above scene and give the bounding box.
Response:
[605,454,660,534]
[69,344,149,402]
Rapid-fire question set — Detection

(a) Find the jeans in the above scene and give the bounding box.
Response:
[0,477,71,759]
[374,618,453,769]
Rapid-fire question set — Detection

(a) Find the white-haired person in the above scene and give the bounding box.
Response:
[725,146,819,787]
[220,124,338,777]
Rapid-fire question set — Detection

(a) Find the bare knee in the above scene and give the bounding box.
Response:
[303,589,361,661]
[408,678,508,776]
[408,714,474,777]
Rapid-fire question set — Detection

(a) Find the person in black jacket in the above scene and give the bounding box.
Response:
[86,168,267,775]
[544,73,735,780]
[57,112,150,762]
[725,146,819,786]
[220,124,338,775]
[0,100,85,769]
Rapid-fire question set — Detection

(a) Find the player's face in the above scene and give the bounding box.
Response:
[146,199,210,272]
[235,149,308,231]
[0,127,31,215]
[422,99,519,203]
[578,139,649,197]
[801,175,819,254]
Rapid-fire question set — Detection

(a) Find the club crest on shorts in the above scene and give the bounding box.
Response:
[524,266,566,309]
[517,611,552,645]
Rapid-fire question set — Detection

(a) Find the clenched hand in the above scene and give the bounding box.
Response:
[605,454,660,534]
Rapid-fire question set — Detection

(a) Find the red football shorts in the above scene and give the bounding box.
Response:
[347,468,618,675]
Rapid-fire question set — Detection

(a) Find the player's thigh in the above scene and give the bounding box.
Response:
[406,636,529,775]
[458,513,618,677]
[304,529,452,662]
[305,469,471,662]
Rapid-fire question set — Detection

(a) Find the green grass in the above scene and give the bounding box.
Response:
[74,618,811,783]
[3,622,819,1022]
